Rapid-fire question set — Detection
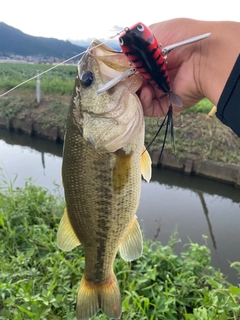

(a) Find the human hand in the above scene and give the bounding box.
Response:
[139,18,213,117]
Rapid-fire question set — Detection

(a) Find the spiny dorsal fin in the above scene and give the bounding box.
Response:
[57,208,81,251]
[141,147,152,182]
[119,216,143,261]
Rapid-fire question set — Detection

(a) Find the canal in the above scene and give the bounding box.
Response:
[0,128,240,285]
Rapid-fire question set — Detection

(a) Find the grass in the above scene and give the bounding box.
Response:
[0,62,73,129]
[1,170,240,319]
[144,99,240,165]
[0,62,76,95]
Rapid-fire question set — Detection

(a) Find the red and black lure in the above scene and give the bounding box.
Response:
[118,22,183,107]
[118,22,181,157]
[97,23,210,157]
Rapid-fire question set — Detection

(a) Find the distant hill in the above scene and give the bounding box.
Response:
[0,22,85,59]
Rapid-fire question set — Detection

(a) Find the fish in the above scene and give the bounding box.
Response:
[57,39,152,319]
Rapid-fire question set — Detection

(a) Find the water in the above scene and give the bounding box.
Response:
[0,129,63,193]
[139,168,240,285]
[1,128,240,284]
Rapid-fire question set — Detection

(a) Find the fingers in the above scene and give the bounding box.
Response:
[139,86,171,117]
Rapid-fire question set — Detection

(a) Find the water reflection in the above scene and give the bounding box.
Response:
[138,167,240,284]
[1,129,240,284]
[0,128,63,157]
[198,192,217,249]
[0,128,63,193]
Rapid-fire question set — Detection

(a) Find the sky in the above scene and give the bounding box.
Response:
[1,0,239,41]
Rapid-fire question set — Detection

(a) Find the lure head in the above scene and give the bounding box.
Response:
[118,22,153,54]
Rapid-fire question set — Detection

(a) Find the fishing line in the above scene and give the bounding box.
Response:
[0,38,117,97]
[143,104,176,159]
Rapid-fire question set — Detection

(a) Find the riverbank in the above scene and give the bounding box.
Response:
[144,113,240,187]
[1,179,240,319]
[0,90,240,187]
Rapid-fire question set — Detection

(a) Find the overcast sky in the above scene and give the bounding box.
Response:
[1,0,239,40]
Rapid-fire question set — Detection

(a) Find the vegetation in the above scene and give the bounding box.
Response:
[1,172,240,320]
[144,99,240,165]
[0,62,77,95]
[0,63,77,130]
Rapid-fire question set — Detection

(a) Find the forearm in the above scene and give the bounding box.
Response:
[198,21,240,106]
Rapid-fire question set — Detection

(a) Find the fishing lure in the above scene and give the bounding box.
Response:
[97,22,210,157]
[118,22,182,107]
[117,22,181,157]
[97,26,210,96]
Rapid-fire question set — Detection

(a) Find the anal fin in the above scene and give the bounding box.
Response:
[119,216,143,261]
[57,208,81,251]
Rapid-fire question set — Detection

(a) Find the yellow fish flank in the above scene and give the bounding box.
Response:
[57,40,152,320]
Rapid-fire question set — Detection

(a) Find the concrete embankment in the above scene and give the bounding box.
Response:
[151,150,240,188]
[0,116,64,142]
[1,115,240,188]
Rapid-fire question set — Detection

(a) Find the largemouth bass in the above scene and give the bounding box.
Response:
[57,40,152,319]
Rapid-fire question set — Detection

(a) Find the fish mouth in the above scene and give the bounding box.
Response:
[90,40,131,72]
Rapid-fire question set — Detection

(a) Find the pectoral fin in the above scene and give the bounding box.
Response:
[141,147,152,182]
[119,216,143,261]
[57,208,81,251]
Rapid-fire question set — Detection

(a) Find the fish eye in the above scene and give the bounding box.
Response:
[119,37,124,46]
[137,24,144,32]
[80,70,94,87]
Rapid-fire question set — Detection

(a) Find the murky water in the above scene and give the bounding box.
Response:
[1,128,240,284]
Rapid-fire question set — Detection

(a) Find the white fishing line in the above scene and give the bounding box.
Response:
[0,38,117,97]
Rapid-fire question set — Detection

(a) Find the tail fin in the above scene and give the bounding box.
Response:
[76,273,122,320]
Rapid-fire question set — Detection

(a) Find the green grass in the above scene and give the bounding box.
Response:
[1,170,240,319]
[0,62,76,95]
[144,99,240,164]
[0,62,74,130]
[182,98,214,114]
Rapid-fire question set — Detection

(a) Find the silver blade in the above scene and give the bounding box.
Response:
[97,68,136,94]
[162,33,211,56]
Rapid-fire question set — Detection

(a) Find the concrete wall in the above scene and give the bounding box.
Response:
[1,116,240,188]
[151,150,240,188]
